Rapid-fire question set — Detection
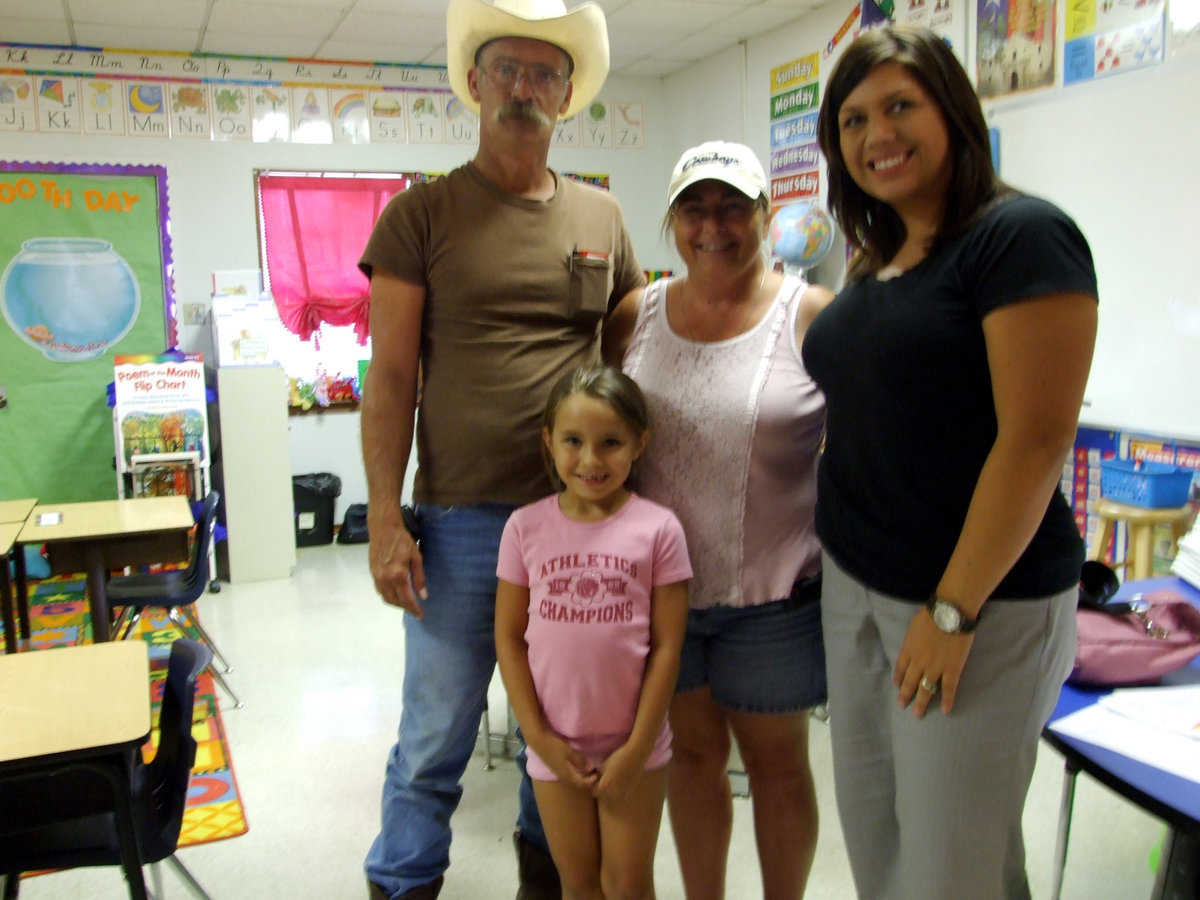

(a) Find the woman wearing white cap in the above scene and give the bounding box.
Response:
[606,142,833,900]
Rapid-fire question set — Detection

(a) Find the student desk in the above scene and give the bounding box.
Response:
[0,524,22,654]
[16,496,193,643]
[1043,576,1200,899]
[0,499,37,525]
[0,640,152,897]
[0,499,36,653]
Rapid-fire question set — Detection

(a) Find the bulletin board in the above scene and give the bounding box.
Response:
[0,161,172,503]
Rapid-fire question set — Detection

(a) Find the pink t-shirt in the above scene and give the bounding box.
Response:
[497,493,692,744]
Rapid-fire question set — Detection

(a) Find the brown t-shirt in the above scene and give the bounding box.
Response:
[360,162,645,507]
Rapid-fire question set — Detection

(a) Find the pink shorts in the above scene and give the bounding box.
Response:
[525,722,673,782]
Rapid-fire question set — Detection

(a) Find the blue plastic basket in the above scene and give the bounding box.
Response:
[1099,457,1193,508]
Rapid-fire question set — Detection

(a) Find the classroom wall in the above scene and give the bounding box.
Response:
[8,12,1198,518]
[664,3,1200,442]
[661,0,885,290]
[984,61,1200,441]
[2,73,673,519]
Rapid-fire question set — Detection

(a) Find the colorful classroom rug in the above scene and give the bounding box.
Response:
[7,575,249,847]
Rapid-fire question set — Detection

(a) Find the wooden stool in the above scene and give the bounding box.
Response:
[1089,497,1196,581]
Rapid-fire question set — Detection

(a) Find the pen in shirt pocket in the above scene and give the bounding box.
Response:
[570,245,610,271]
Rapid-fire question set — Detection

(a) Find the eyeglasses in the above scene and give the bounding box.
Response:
[480,59,569,95]
[673,198,758,227]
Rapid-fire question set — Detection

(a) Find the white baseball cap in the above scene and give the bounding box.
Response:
[667,141,768,206]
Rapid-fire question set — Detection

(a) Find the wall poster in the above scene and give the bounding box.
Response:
[0,161,172,502]
[1063,0,1165,85]
[0,44,644,151]
[768,53,822,211]
[977,0,1058,98]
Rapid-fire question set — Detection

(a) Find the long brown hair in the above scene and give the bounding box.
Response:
[816,25,1013,280]
[541,365,650,491]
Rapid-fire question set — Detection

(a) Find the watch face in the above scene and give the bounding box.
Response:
[932,602,962,632]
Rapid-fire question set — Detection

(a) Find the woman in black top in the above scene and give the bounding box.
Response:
[804,25,1098,899]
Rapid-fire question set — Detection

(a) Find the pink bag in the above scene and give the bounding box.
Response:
[1070,588,1200,687]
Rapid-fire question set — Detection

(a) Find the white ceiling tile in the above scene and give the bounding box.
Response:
[206,3,344,39]
[662,29,741,59]
[68,0,209,29]
[5,0,66,18]
[331,10,446,44]
[215,0,352,8]
[0,0,839,77]
[316,39,440,65]
[700,5,808,40]
[422,45,448,66]
[72,24,203,52]
[589,0,638,13]
[0,19,72,44]
[353,0,448,11]
[608,51,645,67]
[608,27,689,57]
[607,0,738,33]
[617,57,690,78]
[200,31,325,58]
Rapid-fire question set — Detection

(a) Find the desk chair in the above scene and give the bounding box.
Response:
[0,639,215,900]
[107,492,243,709]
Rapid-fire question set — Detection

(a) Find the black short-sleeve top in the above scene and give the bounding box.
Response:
[802,194,1098,602]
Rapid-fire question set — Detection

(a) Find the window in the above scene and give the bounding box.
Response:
[254,170,418,402]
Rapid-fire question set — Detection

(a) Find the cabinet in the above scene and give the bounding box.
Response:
[212,366,296,582]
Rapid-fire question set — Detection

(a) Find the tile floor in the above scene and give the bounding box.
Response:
[14,542,1165,899]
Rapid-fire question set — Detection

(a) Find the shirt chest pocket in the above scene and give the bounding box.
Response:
[568,254,612,323]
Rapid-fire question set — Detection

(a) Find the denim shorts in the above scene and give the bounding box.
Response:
[675,577,827,714]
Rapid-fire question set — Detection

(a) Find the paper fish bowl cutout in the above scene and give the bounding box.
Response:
[1,237,141,362]
[769,201,835,272]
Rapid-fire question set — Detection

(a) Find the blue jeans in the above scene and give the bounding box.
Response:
[365,503,548,897]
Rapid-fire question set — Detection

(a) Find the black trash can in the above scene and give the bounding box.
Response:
[292,472,342,547]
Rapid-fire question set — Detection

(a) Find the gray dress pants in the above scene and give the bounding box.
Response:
[821,551,1076,900]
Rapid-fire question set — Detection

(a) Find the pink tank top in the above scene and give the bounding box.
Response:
[623,275,824,609]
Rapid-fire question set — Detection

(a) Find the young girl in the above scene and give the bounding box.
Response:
[495,365,691,900]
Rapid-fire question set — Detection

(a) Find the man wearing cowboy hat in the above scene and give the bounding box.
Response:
[358,1,644,898]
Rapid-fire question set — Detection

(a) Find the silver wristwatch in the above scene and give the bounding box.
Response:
[926,597,979,634]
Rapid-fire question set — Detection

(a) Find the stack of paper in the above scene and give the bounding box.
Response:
[1171,515,1200,589]
[1049,686,1200,784]
[1100,685,1200,739]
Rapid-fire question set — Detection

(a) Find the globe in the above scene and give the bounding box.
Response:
[769,201,835,272]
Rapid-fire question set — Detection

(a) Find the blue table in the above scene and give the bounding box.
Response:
[1043,575,1200,899]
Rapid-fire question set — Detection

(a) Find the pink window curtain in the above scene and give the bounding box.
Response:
[258,174,411,344]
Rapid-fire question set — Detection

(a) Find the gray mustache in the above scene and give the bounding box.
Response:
[496,100,551,127]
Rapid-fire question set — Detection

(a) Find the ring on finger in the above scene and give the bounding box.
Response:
[919,676,938,694]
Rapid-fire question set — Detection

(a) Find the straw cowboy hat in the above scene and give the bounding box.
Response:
[446,0,610,120]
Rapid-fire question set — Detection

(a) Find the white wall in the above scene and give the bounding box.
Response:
[662,43,749,163]
[663,4,1200,441]
[10,15,1198,518]
[984,60,1200,441]
[3,73,673,519]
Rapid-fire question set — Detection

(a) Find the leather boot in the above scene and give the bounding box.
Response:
[368,875,444,900]
[514,829,561,900]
